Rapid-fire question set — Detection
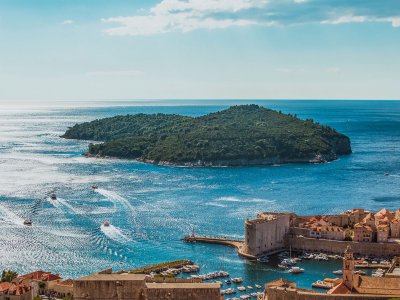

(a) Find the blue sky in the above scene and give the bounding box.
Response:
[0,0,399,101]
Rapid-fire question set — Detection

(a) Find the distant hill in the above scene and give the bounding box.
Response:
[61,105,351,166]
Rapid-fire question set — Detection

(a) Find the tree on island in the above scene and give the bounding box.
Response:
[1,270,18,282]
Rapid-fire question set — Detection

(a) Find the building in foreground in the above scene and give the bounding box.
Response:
[263,246,400,300]
[73,268,222,300]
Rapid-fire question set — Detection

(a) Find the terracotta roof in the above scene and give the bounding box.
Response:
[327,282,351,294]
[0,282,31,295]
[376,208,390,218]
[18,270,61,282]
[0,282,12,292]
[355,275,400,295]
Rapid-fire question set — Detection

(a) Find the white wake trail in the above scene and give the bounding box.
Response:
[49,197,82,214]
[96,188,135,211]
[0,203,25,226]
[100,224,131,243]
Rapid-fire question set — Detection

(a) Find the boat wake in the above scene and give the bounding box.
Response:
[95,188,135,211]
[0,203,25,226]
[49,197,82,214]
[100,224,132,243]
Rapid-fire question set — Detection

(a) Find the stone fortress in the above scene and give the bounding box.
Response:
[243,208,400,257]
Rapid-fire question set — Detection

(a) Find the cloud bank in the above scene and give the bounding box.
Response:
[102,0,400,36]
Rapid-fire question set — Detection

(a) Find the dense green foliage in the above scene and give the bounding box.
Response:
[62,105,351,166]
[1,270,18,282]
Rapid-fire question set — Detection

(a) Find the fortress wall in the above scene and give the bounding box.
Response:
[265,287,397,300]
[286,236,400,256]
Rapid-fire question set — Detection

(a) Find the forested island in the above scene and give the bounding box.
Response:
[62,105,351,166]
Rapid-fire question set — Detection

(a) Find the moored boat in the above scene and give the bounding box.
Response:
[289,266,304,274]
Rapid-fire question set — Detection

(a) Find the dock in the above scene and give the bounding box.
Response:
[355,263,390,269]
[183,235,256,259]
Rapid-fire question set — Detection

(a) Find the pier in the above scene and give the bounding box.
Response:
[183,235,256,259]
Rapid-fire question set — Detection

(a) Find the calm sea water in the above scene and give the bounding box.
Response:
[0,100,399,292]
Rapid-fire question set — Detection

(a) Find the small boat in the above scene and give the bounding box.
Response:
[333,270,343,275]
[240,295,250,299]
[237,286,246,292]
[312,280,332,289]
[103,221,110,227]
[50,194,57,200]
[289,267,304,274]
[257,255,269,263]
[23,220,32,226]
[232,277,243,284]
[247,286,253,290]
[384,173,390,176]
[278,264,288,269]
[92,185,98,190]
[255,284,261,289]
[225,279,232,285]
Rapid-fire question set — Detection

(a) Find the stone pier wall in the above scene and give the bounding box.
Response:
[286,235,400,256]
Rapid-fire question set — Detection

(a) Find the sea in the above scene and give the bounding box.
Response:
[0,100,399,293]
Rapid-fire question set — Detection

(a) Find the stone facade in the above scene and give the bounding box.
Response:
[73,270,221,300]
[287,235,400,257]
[245,212,291,256]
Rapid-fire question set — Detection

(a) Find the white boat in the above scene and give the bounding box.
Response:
[232,277,243,284]
[333,270,343,275]
[289,267,304,274]
[237,286,246,292]
[255,284,261,289]
[247,286,253,290]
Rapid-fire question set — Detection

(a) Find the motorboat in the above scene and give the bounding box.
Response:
[257,255,269,263]
[255,284,261,289]
[289,267,304,274]
[92,185,98,190]
[103,221,110,227]
[312,280,332,289]
[333,270,343,275]
[232,277,243,284]
[23,220,32,226]
[237,286,246,292]
[50,194,57,200]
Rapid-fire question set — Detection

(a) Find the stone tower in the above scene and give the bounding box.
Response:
[343,244,355,290]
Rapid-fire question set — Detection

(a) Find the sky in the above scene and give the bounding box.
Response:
[0,0,399,101]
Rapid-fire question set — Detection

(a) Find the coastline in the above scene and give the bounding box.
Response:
[84,152,342,167]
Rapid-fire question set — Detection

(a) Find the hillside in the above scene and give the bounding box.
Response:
[61,105,351,166]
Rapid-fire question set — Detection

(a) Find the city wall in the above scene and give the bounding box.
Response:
[286,235,400,256]
[265,287,399,300]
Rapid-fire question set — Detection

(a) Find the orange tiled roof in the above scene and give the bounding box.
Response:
[18,270,61,282]
[327,282,351,295]
[0,282,31,295]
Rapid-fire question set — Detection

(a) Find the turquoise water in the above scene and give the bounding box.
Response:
[0,100,399,292]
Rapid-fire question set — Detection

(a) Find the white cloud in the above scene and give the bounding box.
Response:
[102,0,268,36]
[102,0,400,36]
[321,15,400,28]
[61,19,74,25]
[321,15,367,25]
